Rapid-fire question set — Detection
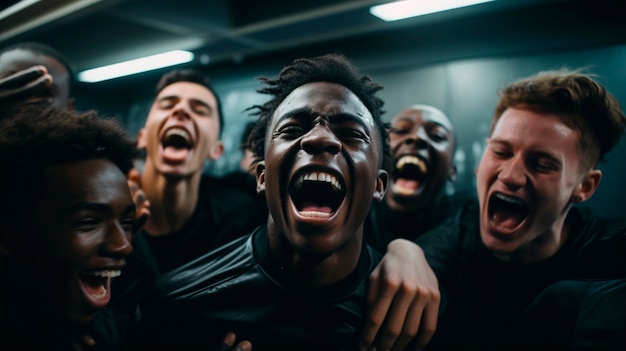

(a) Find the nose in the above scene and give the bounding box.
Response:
[404,127,429,149]
[171,101,192,120]
[300,124,342,155]
[101,224,133,258]
[498,156,527,189]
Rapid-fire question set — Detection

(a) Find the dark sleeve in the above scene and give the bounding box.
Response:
[516,280,588,350]
[572,279,626,351]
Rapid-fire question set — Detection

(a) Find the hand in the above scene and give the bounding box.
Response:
[127,168,150,231]
[0,65,53,105]
[69,332,95,351]
[361,239,440,351]
[214,331,252,351]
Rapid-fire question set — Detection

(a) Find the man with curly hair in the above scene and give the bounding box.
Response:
[132,53,436,351]
[0,106,138,350]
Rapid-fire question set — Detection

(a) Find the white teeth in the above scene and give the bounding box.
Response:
[298,171,342,191]
[494,193,525,205]
[84,270,121,278]
[299,211,331,218]
[395,155,427,174]
[164,128,190,142]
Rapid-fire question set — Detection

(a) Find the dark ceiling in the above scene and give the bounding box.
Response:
[2,0,625,80]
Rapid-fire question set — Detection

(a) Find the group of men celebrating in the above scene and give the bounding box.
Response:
[0,42,624,351]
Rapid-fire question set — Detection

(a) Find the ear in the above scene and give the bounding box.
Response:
[572,169,602,203]
[373,169,389,202]
[448,164,458,182]
[255,161,266,195]
[137,128,147,149]
[66,97,76,111]
[207,141,224,160]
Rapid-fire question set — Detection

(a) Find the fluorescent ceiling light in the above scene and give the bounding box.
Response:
[370,0,495,22]
[78,50,195,83]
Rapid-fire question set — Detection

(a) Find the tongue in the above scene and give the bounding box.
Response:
[394,178,420,195]
[492,208,525,229]
[301,202,332,213]
[396,178,419,190]
[162,146,189,162]
[81,276,107,298]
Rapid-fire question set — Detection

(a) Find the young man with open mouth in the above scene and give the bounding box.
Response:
[415,69,626,351]
[0,106,138,350]
[130,53,435,351]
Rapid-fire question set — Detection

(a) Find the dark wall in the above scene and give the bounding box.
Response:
[73,38,626,218]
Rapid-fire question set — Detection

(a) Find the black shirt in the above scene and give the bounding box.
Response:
[416,200,626,351]
[518,279,626,351]
[133,225,381,351]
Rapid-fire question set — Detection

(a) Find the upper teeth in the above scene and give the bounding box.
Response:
[396,155,427,173]
[84,270,121,278]
[494,193,525,205]
[296,171,342,191]
[164,128,190,141]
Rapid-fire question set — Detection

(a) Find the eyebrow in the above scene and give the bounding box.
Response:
[157,95,213,112]
[489,138,562,163]
[66,202,136,216]
[278,107,372,132]
[394,116,452,131]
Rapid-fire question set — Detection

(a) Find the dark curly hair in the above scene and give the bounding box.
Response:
[492,69,626,170]
[155,68,225,137]
[246,53,391,172]
[0,106,138,234]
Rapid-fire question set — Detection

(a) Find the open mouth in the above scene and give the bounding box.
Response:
[289,171,346,218]
[79,270,121,304]
[488,193,529,231]
[392,155,428,196]
[161,127,192,160]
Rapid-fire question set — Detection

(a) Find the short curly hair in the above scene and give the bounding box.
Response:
[492,69,626,170]
[246,53,391,172]
[0,106,138,234]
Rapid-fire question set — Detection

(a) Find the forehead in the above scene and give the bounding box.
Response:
[271,82,374,128]
[0,49,68,80]
[392,107,453,131]
[156,81,217,104]
[492,107,581,153]
[41,159,130,205]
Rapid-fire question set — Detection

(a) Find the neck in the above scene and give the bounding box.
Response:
[495,212,570,263]
[266,219,363,286]
[140,163,201,236]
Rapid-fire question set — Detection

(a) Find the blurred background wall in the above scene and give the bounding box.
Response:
[3,0,625,217]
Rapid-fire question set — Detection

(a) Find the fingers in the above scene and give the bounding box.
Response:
[235,340,252,351]
[360,267,389,349]
[215,331,252,351]
[0,65,48,88]
[361,239,441,351]
[413,295,439,350]
[0,66,53,103]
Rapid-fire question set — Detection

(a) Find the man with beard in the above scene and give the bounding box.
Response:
[129,53,435,351]
[365,104,471,252]
[414,69,626,350]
